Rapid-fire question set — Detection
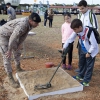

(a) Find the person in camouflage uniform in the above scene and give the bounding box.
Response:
[0,12,41,88]
[6,3,16,21]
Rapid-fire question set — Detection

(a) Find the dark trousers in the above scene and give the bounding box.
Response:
[78,45,95,83]
[44,18,47,26]
[62,43,73,65]
[49,19,53,27]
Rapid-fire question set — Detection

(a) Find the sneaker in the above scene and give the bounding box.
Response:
[81,81,89,87]
[62,64,67,70]
[67,65,72,70]
[73,75,83,81]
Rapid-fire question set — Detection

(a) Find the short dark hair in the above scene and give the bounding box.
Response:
[29,12,41,23]
[71,19,82,29]
[78,0,87,7]
[64,12,71,17]
[6,2,11,6]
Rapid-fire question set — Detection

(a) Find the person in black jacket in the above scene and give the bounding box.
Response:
[44,9,48,27]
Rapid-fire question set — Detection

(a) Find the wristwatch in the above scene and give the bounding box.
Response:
[88,52,91,55]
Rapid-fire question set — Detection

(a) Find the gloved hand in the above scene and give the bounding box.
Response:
[62,48,67,58]
[62,42,73,58]
[58,49,63,54]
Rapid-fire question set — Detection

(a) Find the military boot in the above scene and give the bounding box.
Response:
[16,63,24,72]
[7,72,20,88]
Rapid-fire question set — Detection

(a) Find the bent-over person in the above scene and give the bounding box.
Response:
[0,12,41,88]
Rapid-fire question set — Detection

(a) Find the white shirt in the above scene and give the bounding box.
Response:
[78,10,98,30]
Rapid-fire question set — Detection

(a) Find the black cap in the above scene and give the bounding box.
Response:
[29,12,41,23]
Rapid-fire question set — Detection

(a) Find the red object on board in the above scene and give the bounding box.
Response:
[45,62,54,68]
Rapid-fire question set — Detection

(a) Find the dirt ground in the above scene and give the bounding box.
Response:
[0,15,100,100]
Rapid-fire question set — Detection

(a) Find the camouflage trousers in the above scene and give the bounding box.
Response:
[0,35,21,73]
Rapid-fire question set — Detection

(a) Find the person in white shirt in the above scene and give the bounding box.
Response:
[78,0,98,29]
[63,19,99,86]
[75,0,98,73]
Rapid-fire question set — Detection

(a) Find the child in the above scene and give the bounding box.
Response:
[63,19,99,86]
[75,0,98,73]
[61,13,73,70]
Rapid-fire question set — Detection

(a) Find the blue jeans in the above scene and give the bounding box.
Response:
[44,18,48,26]
[49,19,53,27]
[78,46,95,83]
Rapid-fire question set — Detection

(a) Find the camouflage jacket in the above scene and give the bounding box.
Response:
[0,17,33,51]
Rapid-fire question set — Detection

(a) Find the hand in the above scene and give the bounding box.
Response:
[5,51,12,58]
[86,53,91,58]
[63,48,67,54]
[62,48,66,57]
[62,48,65,51]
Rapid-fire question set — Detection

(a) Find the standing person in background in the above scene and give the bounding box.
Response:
[0,13,41,88]
[6,3,16,21]
[48,9,54,28]
[44,9,48,27]
[75,0,98,73]
[61,13,73,70]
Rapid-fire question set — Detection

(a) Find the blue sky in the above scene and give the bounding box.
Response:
[20,0,100,5]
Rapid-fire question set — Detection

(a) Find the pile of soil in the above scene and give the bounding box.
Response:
[17,67,81,96]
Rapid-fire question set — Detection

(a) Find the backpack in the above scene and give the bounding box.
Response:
[78,11,95,26]
[0,19,7,26]
[86,26,100,44]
